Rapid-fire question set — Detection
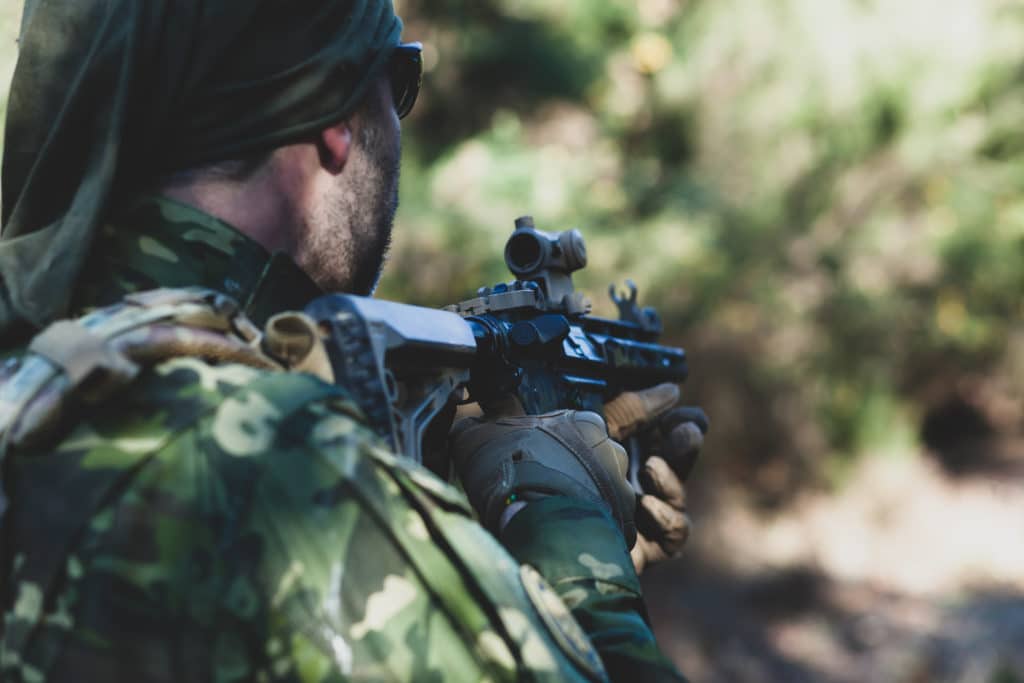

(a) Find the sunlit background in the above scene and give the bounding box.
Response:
[3,1,1024,681]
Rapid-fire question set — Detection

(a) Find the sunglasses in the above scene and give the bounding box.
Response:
[389,42,423,120]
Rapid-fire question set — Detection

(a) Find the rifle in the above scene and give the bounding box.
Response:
[304,216,689,491]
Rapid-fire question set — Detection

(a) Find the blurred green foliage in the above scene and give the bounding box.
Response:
[0,0,1021,505]
[0,1,18,150]
[386,0,1024,503]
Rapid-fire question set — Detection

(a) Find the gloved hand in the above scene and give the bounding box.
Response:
[449,410,639,548]
[603,384,708,574]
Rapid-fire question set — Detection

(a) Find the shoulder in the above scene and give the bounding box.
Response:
[25,357,380,513]
[130,356,370,455]
[34,356,358,459]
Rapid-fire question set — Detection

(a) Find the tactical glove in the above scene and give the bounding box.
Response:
[450,410,639,548]
[603,384,709,574]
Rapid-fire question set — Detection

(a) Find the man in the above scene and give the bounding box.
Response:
[0,1,703,680]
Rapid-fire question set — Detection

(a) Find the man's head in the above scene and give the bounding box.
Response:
[0,0,414,331]
[160,64,408,295]
[158,43,421,296]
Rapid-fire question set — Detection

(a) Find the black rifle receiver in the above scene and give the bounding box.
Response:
[305,216,689,490]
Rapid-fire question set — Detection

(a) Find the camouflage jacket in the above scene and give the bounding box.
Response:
[0,196,686,682]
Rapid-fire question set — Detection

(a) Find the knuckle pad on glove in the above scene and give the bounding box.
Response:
[637,383,681,417]
[450,417,502,464]
[603,392,645,441]
[452,412,638,546]
[571,411,611,447]
[590,439,618,470]
[604,384,678,440]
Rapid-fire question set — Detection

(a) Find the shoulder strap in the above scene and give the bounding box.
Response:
[0,287,279,458]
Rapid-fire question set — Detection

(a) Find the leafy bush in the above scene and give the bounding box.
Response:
[387,0,1024,504]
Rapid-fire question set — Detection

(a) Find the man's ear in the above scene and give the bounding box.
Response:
[319,122,352,175]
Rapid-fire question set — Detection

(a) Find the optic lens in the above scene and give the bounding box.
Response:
[506,232,546,276]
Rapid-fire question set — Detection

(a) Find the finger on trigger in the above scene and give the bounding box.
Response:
[636,494,690,552]
[640,456,686,509]
[636,383,681,418]
[604,383,680,440]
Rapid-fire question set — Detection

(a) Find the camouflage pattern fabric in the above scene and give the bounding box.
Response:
[70,196,323,328]
[0,195,687,682]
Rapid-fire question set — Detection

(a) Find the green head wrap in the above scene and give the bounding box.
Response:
[0,0,403,334]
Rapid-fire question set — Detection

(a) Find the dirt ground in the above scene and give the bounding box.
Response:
[645,449,1024,683]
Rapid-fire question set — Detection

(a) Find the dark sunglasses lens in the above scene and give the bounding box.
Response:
[391,46,422,119]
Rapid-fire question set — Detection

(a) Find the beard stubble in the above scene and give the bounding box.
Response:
[300,103,401,296]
